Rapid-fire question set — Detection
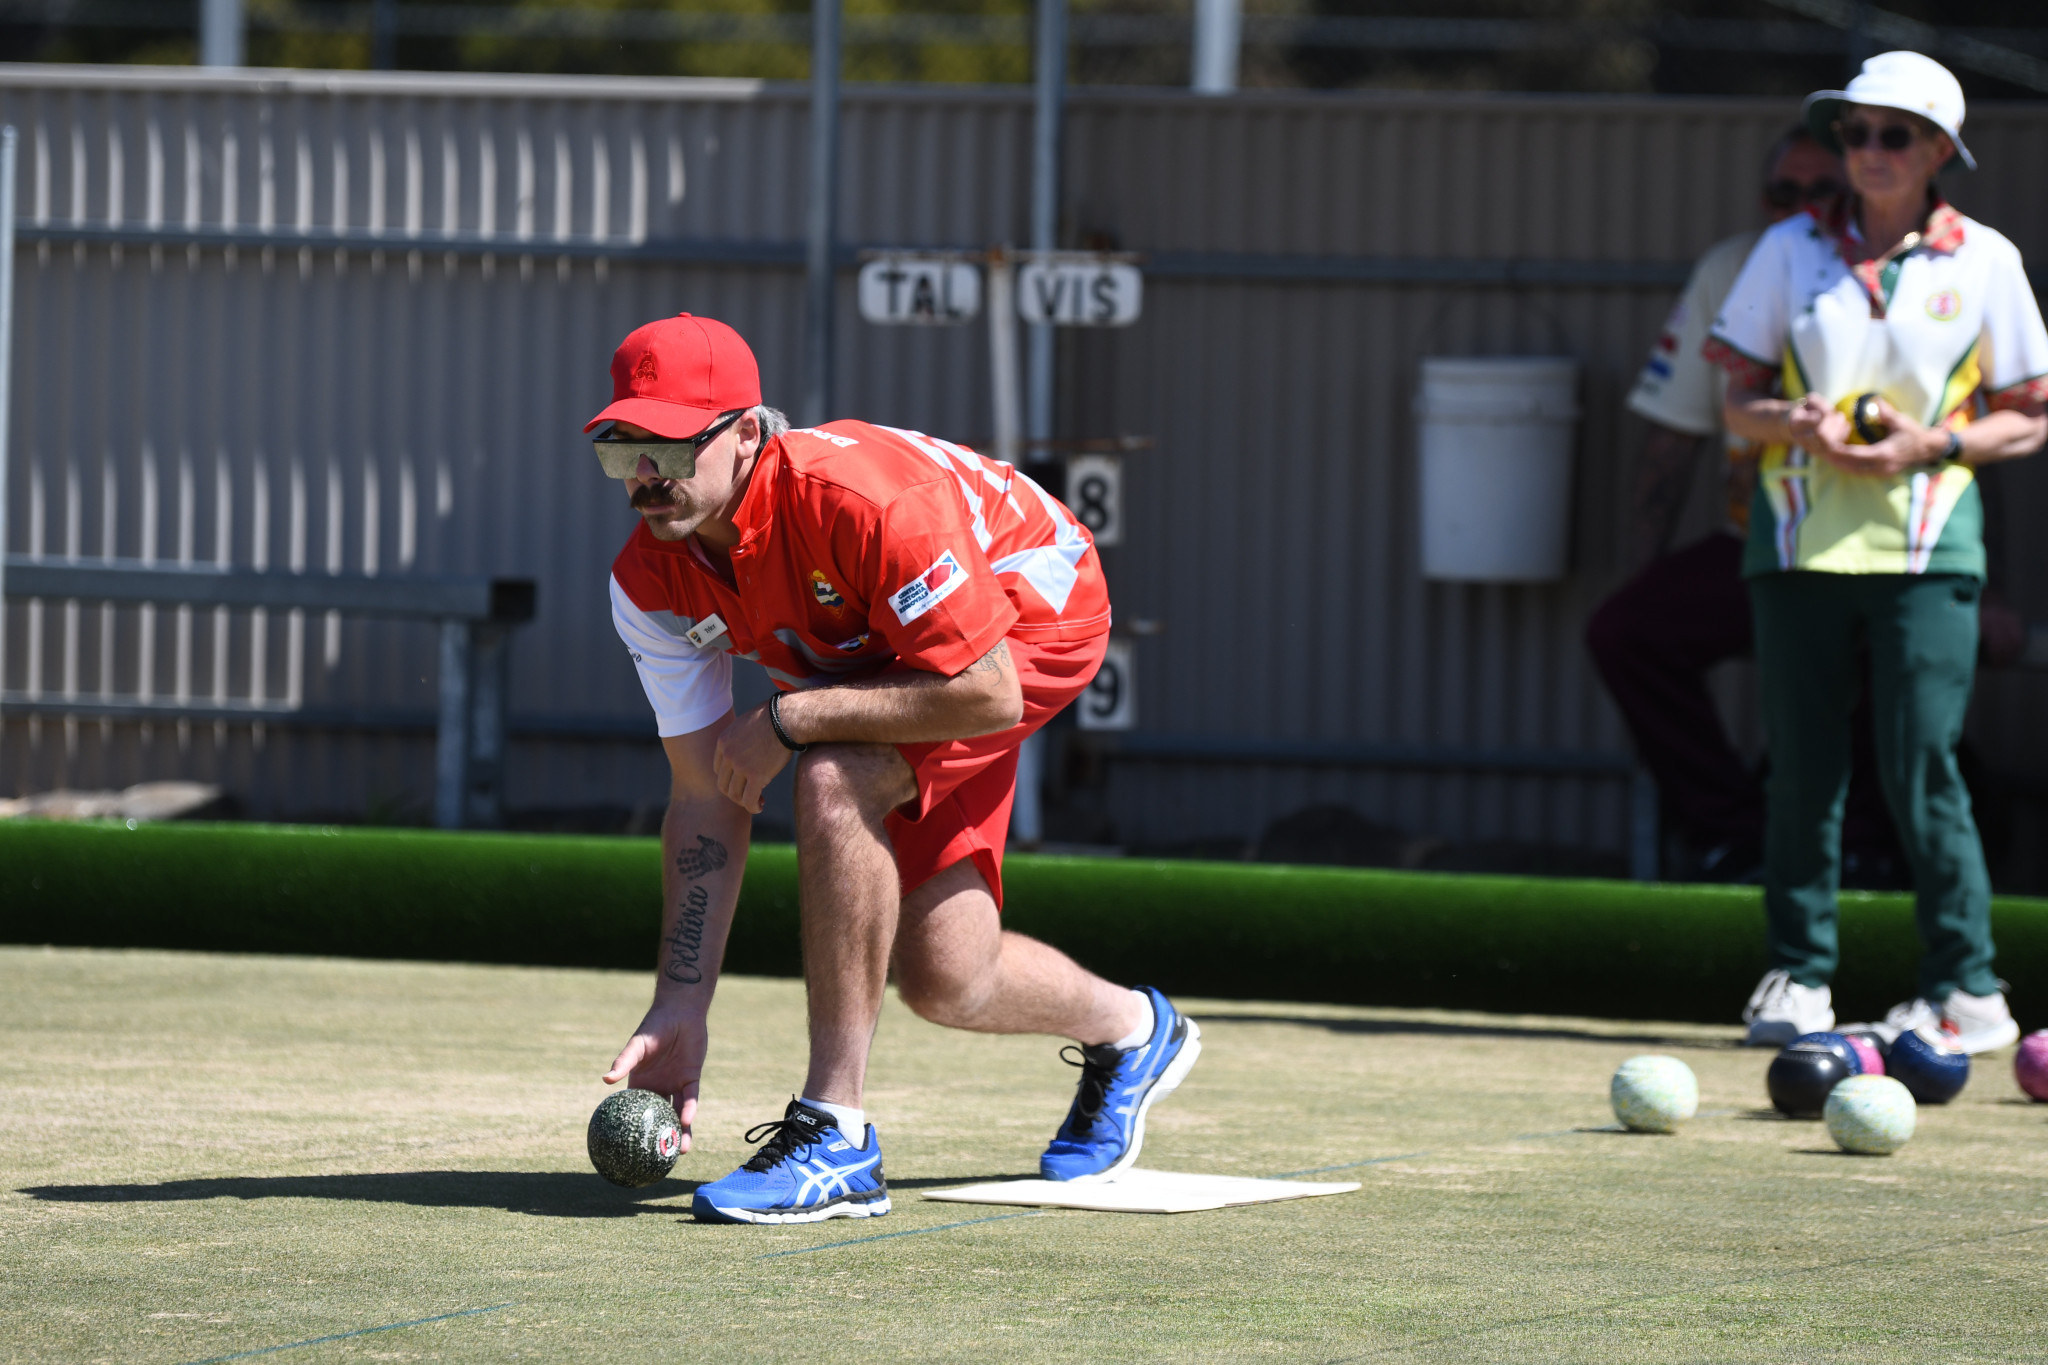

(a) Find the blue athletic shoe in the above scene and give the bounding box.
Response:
[1040,986,1201,1181]
[691,1099,891,1224]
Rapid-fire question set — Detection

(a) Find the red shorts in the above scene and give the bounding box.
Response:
[886,632,1108,908]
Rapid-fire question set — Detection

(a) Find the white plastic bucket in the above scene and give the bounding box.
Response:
[1415,356,1580,583]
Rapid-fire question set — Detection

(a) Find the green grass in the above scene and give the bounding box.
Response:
[8,820,2048,1023]
[3,947,2044,1362]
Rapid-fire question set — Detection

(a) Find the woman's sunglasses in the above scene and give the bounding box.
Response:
[1836,120,1923,153]
[591,409,744,480]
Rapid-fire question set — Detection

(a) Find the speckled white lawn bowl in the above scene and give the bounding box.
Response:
[1610,1055,1699,1134]
[1824,1074,1916,1155]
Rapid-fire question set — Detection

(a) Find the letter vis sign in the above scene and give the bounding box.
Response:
[890,550,969,625]
[1018,256,1143,327]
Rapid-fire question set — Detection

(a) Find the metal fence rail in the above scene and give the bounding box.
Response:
[1,555,534,826]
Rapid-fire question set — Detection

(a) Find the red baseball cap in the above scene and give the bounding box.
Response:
[583,312,762,438]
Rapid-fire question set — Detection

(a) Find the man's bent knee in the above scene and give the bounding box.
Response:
[794,742,918,822]
[893,960,984,1027]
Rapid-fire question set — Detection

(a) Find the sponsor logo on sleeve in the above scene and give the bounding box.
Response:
[889,550,967,625]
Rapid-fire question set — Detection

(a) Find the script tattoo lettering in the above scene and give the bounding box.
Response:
[675,834,728,881]
[663,884,711,985]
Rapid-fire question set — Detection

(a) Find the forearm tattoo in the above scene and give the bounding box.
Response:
[675,834,728,881]
[662,836,728,985]
[968,640,1011,675]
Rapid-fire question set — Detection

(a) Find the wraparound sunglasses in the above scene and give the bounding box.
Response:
[591,409,744,480]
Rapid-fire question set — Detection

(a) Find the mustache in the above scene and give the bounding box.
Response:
[630,481,682,509]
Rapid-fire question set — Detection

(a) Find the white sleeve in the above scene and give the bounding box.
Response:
[1979,235,2048,398]
[609,573,733,738]
[1707,227,1791,375]
[1627,256,1729,436]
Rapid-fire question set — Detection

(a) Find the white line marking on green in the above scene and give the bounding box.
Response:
[1267,1152,1429,1178]
[757,1210,1046,1258]
[177,1303,513,1364]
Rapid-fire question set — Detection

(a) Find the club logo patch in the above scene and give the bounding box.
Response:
[631,351,659,384]
[1925,289,1961,321]
[811,570,845,611]
[889,550,967,625]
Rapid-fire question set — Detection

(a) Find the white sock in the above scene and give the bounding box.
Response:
[800,1096,866,1142]
[1110,990,1156,1051]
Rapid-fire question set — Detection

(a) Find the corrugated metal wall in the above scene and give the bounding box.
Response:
[1,66,2044,858]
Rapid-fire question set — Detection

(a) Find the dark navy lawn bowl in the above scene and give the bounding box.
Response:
[1888,1027,1970,1105]
[1768,1042,1853,1118]
[1790,1031,1864,1076]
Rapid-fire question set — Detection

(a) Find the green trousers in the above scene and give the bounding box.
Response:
[1747,571,1998,1000]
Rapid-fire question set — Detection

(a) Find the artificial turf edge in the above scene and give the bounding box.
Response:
[2,819,2043,1024]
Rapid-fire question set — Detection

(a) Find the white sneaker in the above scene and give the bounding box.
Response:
[1847,996,1938,1047]
[1937,988,2020,1054]
[1741,969,1835,1047]
[1846,991,2018,1055]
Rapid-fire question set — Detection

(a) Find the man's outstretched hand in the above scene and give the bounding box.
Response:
[602,1005,709,1153]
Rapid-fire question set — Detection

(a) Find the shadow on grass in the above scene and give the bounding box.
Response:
[18,1170,702,1218]
[1194,1012,1742,1051]
[1793,1147,1891,1158]
[18,1170,1038,1216]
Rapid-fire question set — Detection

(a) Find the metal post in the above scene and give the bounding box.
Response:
[200,0,244,67]
[466,624,508,828]
[0,129,15,731]
[1629,768,1660,883]
[1014,1,1066,846]
[371,0,398,69]
[802,0,843,428]
[987,251,1022,469]
[435,619,473,830]
[1027,0,1064,453]
[1191,0,1241,94]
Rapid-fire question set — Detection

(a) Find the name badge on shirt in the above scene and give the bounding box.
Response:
[685,614,729,650]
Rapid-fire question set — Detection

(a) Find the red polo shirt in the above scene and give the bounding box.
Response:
[610,421,1111,737]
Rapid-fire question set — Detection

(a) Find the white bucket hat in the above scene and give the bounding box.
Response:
[1804,50,1974,171]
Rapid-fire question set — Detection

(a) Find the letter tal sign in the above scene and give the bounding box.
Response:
[857,256,982,325]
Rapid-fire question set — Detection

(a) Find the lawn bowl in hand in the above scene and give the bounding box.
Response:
[1610,1055,1698,1133]
[1849,392,1888,444]
[1843,1033,1886,1077]
[1767,1041,1852,1118]
[588,1089,684,1188]
[1888,1025,1970,1105]
[2016,1030,2048,1102]
[1824,1075,1917,1155]
[1790,1031,1865,1076]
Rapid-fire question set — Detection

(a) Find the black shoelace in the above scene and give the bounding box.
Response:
[740,1116,824,1172]
[1059,1042,1126,1133]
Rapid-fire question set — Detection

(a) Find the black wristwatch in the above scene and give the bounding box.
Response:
[769,693,808,753]
[1940,429,1963,462]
